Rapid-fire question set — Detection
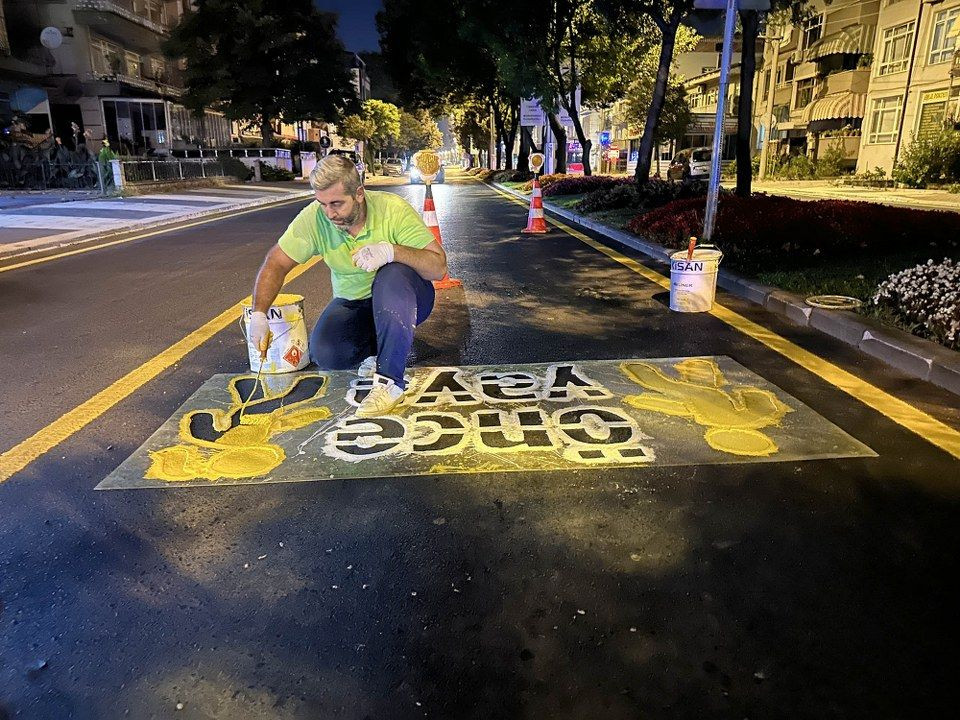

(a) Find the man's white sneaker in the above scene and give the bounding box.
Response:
[357,355,377,378]
[355,374,404,417]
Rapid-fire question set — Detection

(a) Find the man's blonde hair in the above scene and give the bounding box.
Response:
[309,154,362,195]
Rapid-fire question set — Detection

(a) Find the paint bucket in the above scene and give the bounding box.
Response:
[669,246,723,313]
[241,293,310,373]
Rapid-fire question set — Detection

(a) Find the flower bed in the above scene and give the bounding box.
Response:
[872,259,959,349]
[627,194,960,272]
[577,178,708,213]
[541,174,626,198]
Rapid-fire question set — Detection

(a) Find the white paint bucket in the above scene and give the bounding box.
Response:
[669,246,723,313]
[241,293,310,373]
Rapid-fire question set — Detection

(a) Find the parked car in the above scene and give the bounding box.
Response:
[667,147,711,181]
[409,161,445,184]
[383,157,405,177]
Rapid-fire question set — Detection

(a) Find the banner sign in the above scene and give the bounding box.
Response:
[99,357,874,490]
[520,98,545,126]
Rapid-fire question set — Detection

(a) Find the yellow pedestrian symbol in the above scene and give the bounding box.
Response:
[147,374,332,482]
[620,358,792,457]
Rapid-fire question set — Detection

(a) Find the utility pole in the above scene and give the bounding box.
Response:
[757,25,782,181]
[489,112,496,170]
[702,0,739,242]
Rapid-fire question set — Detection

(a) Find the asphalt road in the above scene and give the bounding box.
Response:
[1,170,958,719]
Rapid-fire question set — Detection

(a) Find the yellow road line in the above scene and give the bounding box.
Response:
[481,179,960,460]
[0,257,322,483]
[0,195,310,275]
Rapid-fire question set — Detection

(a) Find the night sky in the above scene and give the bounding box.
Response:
[316,0,384,53]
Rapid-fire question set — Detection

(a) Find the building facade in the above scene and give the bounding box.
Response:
[1,0,229,155]
[752,0,879,170]
[857,0,960,173]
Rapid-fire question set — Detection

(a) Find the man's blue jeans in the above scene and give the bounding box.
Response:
[309,263,435,389]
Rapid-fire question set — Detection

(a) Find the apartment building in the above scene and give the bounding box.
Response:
[753,0,879,169]
[857,0,960,173]
[1,0,229,154]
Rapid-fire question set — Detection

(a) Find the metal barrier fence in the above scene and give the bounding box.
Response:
[0,160,106,192]
[120,159,227,184]
[171,148,288,159]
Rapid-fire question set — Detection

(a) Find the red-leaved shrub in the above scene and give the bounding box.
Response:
[541,175,629,197]
[627,194,960,271]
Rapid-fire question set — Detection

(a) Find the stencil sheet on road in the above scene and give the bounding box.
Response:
[98,357,876,489]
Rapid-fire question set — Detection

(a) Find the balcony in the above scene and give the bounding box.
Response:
[73,1,170,52]
[823,68,871,95]
[84,71,183,98]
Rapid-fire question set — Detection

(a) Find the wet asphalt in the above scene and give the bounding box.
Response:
[0,171,958,719]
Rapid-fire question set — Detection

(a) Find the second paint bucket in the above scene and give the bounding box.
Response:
[669,246,723,313]
[242,293,310,373]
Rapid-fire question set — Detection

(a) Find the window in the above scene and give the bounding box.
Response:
[868,96,903,143]
[763,69,771,97]
[91,36,122,75]
[775,65,783,85]
[785,62,795,82]
[802,14,824,49]
[149,58,165,82]
[929,7,959,64]
[124,51,141,77]
[878,22,915,74]
[795,78,816,108]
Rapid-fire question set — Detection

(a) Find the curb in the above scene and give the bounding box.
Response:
[0,189,313,263]
[491,181,960,397]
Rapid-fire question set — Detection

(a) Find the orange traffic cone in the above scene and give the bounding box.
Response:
[423,184,461,289]
[522,176,549,234]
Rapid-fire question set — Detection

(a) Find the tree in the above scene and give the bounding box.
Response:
[397,109,443,154]
[736,2,809,195]
[164,0,355,146]
[623,26,698,175]
[338,114,377,154]
[363,100,402,157]
[597,0,697,180]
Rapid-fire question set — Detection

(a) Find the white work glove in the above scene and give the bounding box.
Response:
[247,311,271,357]
[353,242,395,272]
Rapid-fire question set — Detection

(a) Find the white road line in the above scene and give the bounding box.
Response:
[36,201,188,213]
[0,216,126,230]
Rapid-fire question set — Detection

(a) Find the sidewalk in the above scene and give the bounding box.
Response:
[752,179,960,212]
[0,182,312,260]
[491,180,960,397]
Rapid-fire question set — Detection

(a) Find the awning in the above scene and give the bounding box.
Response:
[686,112,737,134]
[801,92,867,123]
[802,25,872,61]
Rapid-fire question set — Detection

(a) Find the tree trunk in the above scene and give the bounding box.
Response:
[635,18,679,181]
[504,101,519,170]
[518,126,531,173]
[736,9,760,197]
[547,112,567,174]
[518,125,540,173]
[491,101,506,170]
[260,117,275,148]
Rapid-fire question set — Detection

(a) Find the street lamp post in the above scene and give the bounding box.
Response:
[757,27,782,181]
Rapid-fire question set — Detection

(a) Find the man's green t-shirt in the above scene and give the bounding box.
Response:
[278,190,436,300]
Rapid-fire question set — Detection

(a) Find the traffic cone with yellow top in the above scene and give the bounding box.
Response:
[414,150,461,289]
[522,152,549,234]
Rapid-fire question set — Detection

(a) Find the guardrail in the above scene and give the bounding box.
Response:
[171,148,291,159]
[0,160,107,192]
[120,158,226,184]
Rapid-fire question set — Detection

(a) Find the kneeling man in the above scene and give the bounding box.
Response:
[248,154,446,417]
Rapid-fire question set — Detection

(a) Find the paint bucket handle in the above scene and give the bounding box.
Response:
[238,315,301,346]
[696,243,723,266]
